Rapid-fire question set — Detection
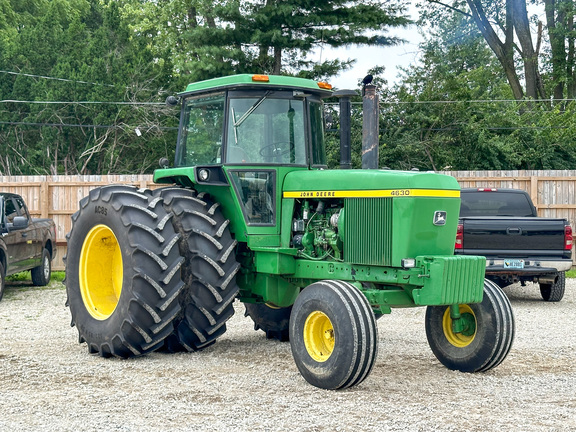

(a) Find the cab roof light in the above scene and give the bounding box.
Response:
[317,81,333,90]
[252,74,270,82]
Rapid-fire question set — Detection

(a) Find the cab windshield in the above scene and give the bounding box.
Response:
[225,97,306,164]
[174,91,326,167]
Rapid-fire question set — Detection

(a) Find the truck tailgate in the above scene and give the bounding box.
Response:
[461,217,567,255]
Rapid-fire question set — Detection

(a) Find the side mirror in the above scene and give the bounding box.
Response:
[12,216,29,229]
[166,96,179,106]
[159,157,170,168]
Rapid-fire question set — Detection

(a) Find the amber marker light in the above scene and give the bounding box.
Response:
[317,81,332,90]
[252,74,270,82]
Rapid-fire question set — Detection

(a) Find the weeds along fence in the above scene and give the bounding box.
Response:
[1,171,575,271]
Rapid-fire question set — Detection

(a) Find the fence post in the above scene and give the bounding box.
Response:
[40,180,49,219]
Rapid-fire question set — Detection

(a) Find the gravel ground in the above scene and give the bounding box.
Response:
[1,278,575,432]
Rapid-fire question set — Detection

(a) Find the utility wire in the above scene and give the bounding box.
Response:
[0,70,172,94]
[0,120,177,130]
[0,69,116,87]
[0,99,166,105]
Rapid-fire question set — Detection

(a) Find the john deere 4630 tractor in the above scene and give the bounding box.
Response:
[65,74,514,390]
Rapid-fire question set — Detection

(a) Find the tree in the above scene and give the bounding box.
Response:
[380,7,576,171]
[420,0,555,101]
[120,0,410,82]
[0,0,177,175]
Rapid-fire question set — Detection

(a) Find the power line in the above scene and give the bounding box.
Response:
[0,120,177,130]
[0,69,172,94]
[0,99,166,106]
[0,69,116,87]
[326,98,576,106]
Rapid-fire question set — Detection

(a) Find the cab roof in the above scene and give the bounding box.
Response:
[180,74,333,98]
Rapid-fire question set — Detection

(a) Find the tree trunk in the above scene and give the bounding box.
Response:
[511,0,544,100]
[466,0,524,100]
[273,46,282,74]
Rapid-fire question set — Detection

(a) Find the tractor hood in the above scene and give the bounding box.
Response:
[282,169,461,199]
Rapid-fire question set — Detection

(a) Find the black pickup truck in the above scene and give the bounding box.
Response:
[456,188,573,302]
[0,192,57,301]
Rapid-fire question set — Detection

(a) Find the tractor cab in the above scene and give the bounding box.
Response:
[156,74,333,236]
[171,74,331,168]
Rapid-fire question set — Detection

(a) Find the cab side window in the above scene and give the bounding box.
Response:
[230,170,275,225]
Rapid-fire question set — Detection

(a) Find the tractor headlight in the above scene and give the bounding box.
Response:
[198,169,210,182]
[401,258,416,269]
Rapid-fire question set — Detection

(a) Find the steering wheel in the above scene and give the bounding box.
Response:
[259,142,292,159]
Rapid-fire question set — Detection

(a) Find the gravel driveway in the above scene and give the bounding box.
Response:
[1,279,574,432]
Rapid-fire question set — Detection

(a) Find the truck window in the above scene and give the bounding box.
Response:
[4,198,17,222]
[460,192,535,217]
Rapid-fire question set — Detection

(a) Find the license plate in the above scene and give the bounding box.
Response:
[504,259,524,269]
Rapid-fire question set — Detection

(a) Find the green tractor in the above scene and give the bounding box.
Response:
[65,74,514,390]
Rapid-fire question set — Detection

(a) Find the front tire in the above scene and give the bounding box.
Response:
[0,262,5,302]
[425,279,514,372]
[65,185,185,358]
[289,280,378,389]
[31,247,51,286]
[540,272,565,302]
[154,187,240,352]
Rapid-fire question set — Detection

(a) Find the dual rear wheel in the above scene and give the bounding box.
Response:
[65,185,239,357]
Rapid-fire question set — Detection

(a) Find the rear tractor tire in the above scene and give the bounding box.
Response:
[64,185,185,358]
[289,280,378,390]
[425,279,514,372]
[245,303,292,342]
[154,187,240,352]
[539,271,565,302]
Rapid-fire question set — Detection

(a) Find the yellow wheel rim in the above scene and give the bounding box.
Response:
[303,311,335,362]
[442,304,477,348]
[79,224,123,320]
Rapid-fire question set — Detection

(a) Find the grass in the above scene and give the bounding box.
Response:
[6,270,65,284]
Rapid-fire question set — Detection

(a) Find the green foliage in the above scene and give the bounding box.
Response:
[375,9,576,171]
[0,0,178,175]
[120,0,409,82]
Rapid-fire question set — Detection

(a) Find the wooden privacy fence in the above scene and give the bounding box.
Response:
[2,170,576,271]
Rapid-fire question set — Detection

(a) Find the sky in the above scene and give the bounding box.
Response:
[319,6,424,90]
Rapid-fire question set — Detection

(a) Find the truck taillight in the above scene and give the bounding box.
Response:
[565,225,573,250]
[455,224,463,249]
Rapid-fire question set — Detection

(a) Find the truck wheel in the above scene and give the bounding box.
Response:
[540,272,565,302]
[31,248,51,286]
[425,279,514,372]
[0,262,5,302]
[64,185,185,358]
[154,187,240,351]
[245,303,292,342]
[289,280,378,389]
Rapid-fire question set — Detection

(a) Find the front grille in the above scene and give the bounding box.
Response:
[344,198,393,266]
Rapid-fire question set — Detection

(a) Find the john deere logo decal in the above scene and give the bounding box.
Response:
[433,211,447,226]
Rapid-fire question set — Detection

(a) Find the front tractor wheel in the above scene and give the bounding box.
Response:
[65,185,185,358]
[425,279,514,372]
[289,280,378,390]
